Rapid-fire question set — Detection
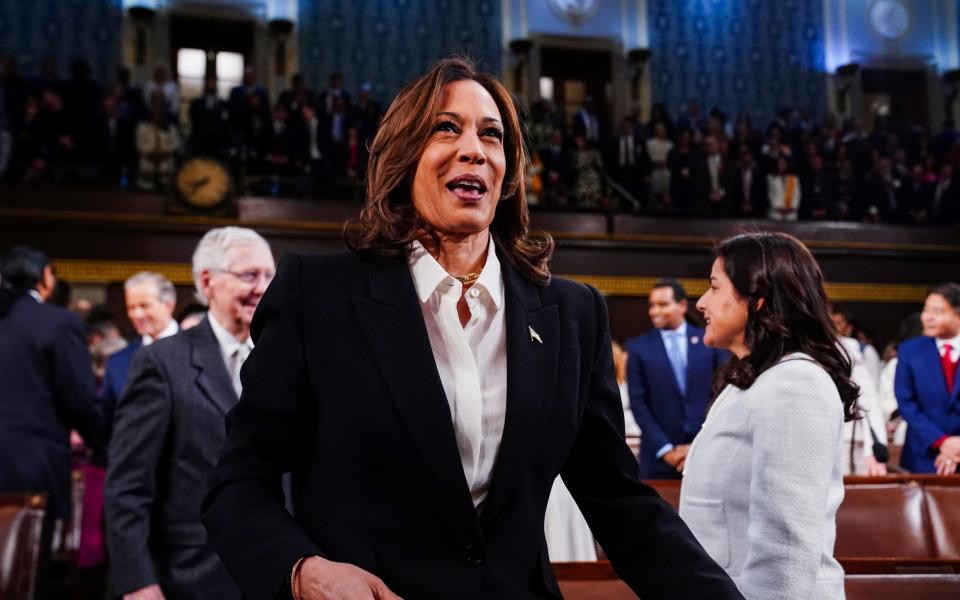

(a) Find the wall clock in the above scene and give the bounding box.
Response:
[868,0,910,41]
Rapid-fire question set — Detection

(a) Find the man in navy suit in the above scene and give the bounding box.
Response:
[100,271,178,441]
[627,279,729,479]
[896,282,960,474]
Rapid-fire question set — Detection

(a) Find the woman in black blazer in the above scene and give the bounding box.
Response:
[202,57,742,600]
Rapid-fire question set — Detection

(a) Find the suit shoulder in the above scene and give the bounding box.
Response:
[545,275,599,306]
[281,252,372,286]
[898,335,930,353]
[756,355,840,407]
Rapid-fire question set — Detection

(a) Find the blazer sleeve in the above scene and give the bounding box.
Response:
[51,311,105,455]
[737,362,843,600]
[563,286,743,600]
[202,254,324,600]
[626,344,671,454]
[894,350,945,449]
[104,346,172,594]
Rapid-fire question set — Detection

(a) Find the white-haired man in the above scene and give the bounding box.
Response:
[105,227,274,600]
[101,272,179,439]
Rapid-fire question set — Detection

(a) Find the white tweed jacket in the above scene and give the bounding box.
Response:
[679,353,846,600]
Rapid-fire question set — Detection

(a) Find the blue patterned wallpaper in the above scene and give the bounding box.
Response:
[648,0,827,125]
[0,0,122,83]
[297,0,501,104]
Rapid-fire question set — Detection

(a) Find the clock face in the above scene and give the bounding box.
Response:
[176,157,232,209]
[548,0,601,26]
[869,0,910,41]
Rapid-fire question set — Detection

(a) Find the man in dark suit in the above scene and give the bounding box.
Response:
[728,148,767,217]
[100,271,178,440]
[627,279,728,479]
[896,283,960,474]
[105,228,275,600]
[189,75,228,157]
[0,246,104,594]
[606,116,648,204]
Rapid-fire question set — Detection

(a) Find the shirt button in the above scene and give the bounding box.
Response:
[464,544,486,565]
[469,288,480,298]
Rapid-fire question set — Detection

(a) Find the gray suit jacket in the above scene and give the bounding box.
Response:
[679,353,846,600]
[105,318,241,600]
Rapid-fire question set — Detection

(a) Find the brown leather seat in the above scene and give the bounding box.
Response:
[835,483,933,558]
[845,574,960,599]
[925,486,960,559]
[0,493,47,600]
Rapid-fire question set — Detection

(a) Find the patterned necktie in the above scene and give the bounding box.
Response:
[666,332,687,397]
[942,344,957,394]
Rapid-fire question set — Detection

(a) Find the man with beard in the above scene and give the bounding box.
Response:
[105,227,275,600]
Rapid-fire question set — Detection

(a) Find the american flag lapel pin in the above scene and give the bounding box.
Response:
[529,326,543,344]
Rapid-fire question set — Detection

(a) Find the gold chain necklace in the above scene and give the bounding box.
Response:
[452,272,481,286]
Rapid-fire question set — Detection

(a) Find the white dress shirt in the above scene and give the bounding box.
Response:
[207,312,254,397]
[27,289,43,303]
[408,237,507,507]
[936,335,960,362]
[142,319,179,347]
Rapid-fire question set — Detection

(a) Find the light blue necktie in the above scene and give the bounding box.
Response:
[666,332,687,397]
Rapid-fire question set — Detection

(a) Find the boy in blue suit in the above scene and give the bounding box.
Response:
[627,279,729,479]
[896,282,960,474]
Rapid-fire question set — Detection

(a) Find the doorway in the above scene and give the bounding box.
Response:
[539,46,613,138]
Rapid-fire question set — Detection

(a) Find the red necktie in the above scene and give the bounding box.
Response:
[942,344,957,393]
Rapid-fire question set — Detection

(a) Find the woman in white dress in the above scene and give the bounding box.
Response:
[680,232,860,600]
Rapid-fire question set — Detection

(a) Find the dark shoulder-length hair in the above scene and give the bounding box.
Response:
[714,232,860,422]
[345,56,554,285]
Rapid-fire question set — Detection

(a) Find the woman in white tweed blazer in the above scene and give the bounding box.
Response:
[680,232,860,600]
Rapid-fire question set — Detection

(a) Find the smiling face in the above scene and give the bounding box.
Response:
[125,281,175,339]
[648,286,687,331]
[201,242,275,337]
[921,293,960,339]
[410,79,506,237]
[696,258,751,357]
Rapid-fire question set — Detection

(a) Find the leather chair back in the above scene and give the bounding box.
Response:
[0,494,47,600]
[835,483,933,558]
[924,486,960,559]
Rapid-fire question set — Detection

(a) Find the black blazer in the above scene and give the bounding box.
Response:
[202,251,742,600]
[105,319,241,600]
[0,293,103,519]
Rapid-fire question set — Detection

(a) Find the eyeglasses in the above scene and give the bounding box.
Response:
[213,269,275,285]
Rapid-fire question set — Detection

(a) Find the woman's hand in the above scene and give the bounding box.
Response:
[863,453,888,477]
[296,556,403,600]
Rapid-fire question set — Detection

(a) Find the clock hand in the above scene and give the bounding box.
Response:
[187,176,210,192]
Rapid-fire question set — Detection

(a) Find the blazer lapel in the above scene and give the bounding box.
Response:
[685,326,706,394]
[352,260,479,532]
[191,319,238,415]
[481,258,559,527]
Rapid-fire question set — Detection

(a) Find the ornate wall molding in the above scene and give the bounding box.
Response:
[53,259,930,303]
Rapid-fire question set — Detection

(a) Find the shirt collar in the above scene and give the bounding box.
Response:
[142,319,180,346]
[660,320,687,338]
[207,312,253,356]
[936,335,960,351]
[27,289,43,303]
[408,236,503,310]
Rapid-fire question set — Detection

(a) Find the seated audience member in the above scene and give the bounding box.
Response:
[895,283,960,474]
[667,129,700,209]
[606,116,648,203]
[538,128,573,207]
[767,156,802,221]
[799,154,835,220]
[647,122,674,207]
[144,65,180,122]
[100,272,179,441]
[700,134,731,212]
[136,93,180,190]
[105,227,275,600]
[628,279,728,479]
[189,74,228,157]
[932,162,959,224]
[0,246,104,590]
[728,148,766,216]
[682,232,852,600]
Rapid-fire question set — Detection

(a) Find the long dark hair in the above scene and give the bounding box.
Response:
[345,56,554,285]
[714,232,860,422]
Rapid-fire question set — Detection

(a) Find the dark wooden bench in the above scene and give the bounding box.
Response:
[0,493,47,600]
